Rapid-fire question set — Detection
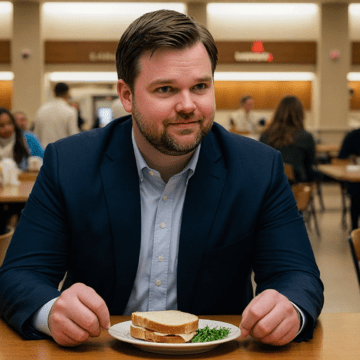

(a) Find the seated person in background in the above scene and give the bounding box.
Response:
[0,108,29,170]
[0,10,323,348]
[0,108,30,234]
[338,128,360,230]
[229,95,265,134]
[13,111,44,158]
[260,95,316,183]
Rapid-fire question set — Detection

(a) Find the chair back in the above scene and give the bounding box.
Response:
[349,229,360,288]
[291,183,313,212]
[0,226,14,266]
[284,163,296,183]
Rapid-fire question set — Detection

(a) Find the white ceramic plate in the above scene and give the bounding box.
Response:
[108,319,241,355]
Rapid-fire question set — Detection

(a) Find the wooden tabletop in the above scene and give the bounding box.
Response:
[316,144,340,154]
[18,171,39,182]
[318,164,360,183]
[0,313,359,359]
[0,180,35,203]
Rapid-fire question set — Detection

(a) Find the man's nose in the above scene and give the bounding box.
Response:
[175,92,196,114]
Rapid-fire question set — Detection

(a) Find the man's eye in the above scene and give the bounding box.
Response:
[194,83,207,90]
[157,86,172,93]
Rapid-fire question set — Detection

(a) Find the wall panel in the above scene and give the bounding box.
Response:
[0,81,12,109]
[214,81,312,110]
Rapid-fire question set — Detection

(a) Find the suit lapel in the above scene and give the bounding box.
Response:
[177,132,227,311]
[100,119,142,313]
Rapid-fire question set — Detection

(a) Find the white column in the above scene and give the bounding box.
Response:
[12,2,44,121]
[314,3,350,141]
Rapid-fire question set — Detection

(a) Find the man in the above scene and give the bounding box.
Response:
[33,82,79,148]
[0,10,323,348]
[229,95,257,133]
[338,128,360,230]
[13,111,44,158]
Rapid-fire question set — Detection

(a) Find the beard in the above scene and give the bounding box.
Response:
[132,98,214,156]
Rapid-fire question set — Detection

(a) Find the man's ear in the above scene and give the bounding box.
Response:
[117,80,133,113]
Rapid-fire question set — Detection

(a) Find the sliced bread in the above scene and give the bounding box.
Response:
[131,310,199,334]
[130,324,196,343]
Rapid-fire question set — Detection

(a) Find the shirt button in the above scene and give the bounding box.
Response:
[156,280,161,286]
[149,171,155,176]
[160,222,165,229]
[163,195,167,201]
[158,256,163,262]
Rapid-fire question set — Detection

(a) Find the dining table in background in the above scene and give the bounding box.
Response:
[0,313,359,359]
[0,180,35,203]
[18,170,39,182]
[318,164,360,228]
[318,164,360,183]
[0,180,35,234]
[316,144,340,163]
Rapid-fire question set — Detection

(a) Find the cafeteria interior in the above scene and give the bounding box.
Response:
[1,0,360,321]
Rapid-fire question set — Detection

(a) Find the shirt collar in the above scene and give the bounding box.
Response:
[131,127,200,183]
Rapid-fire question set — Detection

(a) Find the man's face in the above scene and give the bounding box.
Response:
[128,42,215,156]
[14,113,27,131]
[243,98,254,113]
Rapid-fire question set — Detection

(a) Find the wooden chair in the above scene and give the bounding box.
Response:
[0,226,14,266]
[349,228,360,288]
[284,163,296,184]
[291,183,320,236]
[331,158,354,229]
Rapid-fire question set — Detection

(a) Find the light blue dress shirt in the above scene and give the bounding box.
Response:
[123,130,200,314]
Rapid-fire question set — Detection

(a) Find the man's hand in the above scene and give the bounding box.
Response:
[239,289,300,346]
[48,283,111,347]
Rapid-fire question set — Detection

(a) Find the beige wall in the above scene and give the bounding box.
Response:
[1,1,360,143]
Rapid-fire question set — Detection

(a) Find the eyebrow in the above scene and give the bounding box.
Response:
[149,76,213,87]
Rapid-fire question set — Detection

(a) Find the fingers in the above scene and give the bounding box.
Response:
[49,283,111,347]
[240,289,300,346]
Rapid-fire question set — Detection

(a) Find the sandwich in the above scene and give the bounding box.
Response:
[130,310,199,343]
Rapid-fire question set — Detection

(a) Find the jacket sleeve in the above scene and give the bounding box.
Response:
[253,151,324,341]
[0,143,67,339]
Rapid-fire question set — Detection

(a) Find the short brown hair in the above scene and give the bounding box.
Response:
[116,10,218,92]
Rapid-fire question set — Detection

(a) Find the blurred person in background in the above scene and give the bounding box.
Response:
[0,108,30,234]
[14,111,44,158]
[338,128,360,230]
[0,108,29,170]
[70,101,85,131]
[229,95,266,135]
[260,95,316,183]
[33,82,79,148]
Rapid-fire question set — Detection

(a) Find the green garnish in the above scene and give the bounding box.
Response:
[191,326,230,343]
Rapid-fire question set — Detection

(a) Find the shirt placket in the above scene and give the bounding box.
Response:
[148,177,175,311]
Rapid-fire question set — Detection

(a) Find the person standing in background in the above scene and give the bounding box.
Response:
[13,111,44,158]
[338,128,360,230]
[33,83,79,148]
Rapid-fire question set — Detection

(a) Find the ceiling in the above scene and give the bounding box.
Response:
[9,0,360,5]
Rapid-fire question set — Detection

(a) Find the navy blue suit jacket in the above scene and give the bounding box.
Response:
[0,117,323,341]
